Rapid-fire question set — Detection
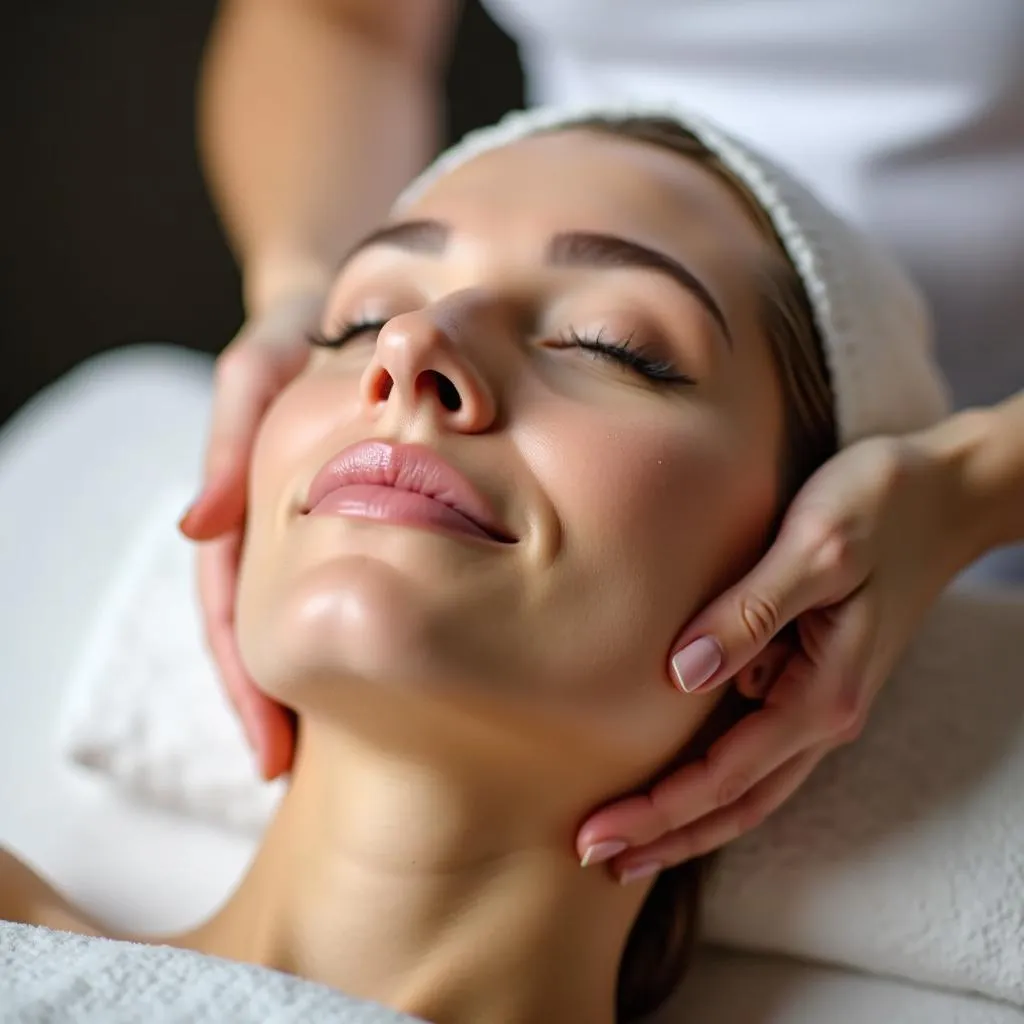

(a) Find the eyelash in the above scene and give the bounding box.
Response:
[554,327,696,386]
[308,320,380,349]
[308,319,696,387]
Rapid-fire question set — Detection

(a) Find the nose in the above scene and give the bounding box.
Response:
[360,295,499,433]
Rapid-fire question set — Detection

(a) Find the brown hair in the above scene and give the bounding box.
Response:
[556,116,839,1020]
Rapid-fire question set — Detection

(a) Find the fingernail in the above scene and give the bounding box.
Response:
[671,636,723,693]
[580,840,628,867]
[619,861,662,885]
[177,501,199,534]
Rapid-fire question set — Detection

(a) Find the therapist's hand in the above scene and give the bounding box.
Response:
[577,426,987,883]
[179,291,325,780]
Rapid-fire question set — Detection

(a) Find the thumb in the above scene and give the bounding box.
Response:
[178,454,249,541]
[669,524,842,694]
[178,350,274,542]
[180,303,313,544]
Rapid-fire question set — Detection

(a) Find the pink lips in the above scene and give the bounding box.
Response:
[303,440,515,544]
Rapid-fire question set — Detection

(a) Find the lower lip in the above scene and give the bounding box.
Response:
[306,484,497,542]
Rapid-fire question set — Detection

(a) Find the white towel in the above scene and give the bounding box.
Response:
[59,491,1024,1005]
[0,921,421,1023]
[703,582,1024,1006]
[60,486,284,836]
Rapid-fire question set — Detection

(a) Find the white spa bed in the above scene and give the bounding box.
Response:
[0,346,1020,1023]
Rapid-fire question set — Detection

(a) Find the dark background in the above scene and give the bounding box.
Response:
[0,1,523,426]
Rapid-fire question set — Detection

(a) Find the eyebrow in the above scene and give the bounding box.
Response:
[546,231,732,346]
[340,218,733,347]
[339,219,450,265]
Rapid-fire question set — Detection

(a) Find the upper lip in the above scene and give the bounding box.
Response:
[303,440,517,543]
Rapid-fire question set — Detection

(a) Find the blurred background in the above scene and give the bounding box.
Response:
[0,1,523,427]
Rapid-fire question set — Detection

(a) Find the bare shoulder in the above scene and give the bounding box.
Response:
[0,847,101,936]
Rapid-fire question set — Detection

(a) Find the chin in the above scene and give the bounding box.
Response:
[237,554,442,696]
[235,554,536,763]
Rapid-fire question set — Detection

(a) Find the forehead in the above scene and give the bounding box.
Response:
[401,129,771,276]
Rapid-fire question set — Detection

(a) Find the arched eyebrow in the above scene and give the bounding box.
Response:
[339,218,733,348]
[546,230,732,347]
[339,219,450,267]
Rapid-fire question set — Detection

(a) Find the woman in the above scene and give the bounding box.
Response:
[183,0,1024,883]
[0,106,949,1023]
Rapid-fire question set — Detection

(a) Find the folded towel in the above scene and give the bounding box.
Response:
[60,486,284,836]
[0,921,420,1023]
[703,583,1024,1006]
[60,489,1024,1006]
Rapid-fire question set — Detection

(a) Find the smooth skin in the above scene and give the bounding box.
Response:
[9,129,800,1024]
[181,0,1024,881]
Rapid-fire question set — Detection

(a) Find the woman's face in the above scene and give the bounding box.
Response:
[237,129,785,796]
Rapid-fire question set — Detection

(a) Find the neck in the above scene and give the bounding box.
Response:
[185,715,650,1024]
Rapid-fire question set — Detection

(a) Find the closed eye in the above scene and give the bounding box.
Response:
[308,318,388,348]
[310,319,697,387]
[552,328,696,386]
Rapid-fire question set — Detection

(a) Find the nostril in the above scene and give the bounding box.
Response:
[430,371,462,412]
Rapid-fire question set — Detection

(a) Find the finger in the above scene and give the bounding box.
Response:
[669,511,864,694]
[182,336,308,541]
[578,652,821,854]
[606,686,829,849]
[579,598,878,862]
[257,704,297,781]
[205,609,293,775]
[179,457,249,542]
[659,613,880,841]
[782,592,877,743]
[734,639,790,700]
[632,600,877,844]
[206,609,296,780]
[197,531,242,646]
[576,712,796,857]
[197,531,296,778]
[613,746,827,878]
[197,531,246,722]
[196,532,254,741]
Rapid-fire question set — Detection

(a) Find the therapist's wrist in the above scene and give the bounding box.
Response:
[243,252,335,322]
[922,397,1024,564]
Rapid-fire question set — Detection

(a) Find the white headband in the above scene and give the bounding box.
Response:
[397,102,951,446]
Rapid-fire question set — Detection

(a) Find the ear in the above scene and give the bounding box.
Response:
[733,628,797,700]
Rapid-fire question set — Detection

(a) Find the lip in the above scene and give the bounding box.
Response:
[302,440,516,544]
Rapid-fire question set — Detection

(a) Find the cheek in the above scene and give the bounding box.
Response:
[245,358,375,542]
[526,401,778,607]
[236,374,361,674]
[511,400,778,779]
[512,395,778,695]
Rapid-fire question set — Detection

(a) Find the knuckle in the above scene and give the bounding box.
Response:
[715,769,752,808]
[813,529,855,579]
[735,798,767,834]
[871,438,908,491]
[214,343,256,389]
[787,509,834,555]
[837,712,867,745]
[825,693,863,739]
[738,593,782,644]
[790,511,850,572]
[650,786,686,835]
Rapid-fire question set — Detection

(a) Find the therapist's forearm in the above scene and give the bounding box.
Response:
[934,389,1024,559]
[198,0,455,317]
